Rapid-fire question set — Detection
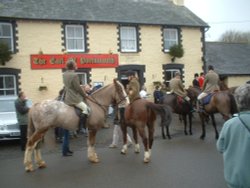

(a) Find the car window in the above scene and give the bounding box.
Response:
[0,99,16,112]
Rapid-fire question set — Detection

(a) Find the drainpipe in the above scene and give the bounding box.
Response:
[201,27,210,74]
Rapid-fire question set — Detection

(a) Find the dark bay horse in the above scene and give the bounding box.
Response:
[24,79,128,172]
[120,98,171,163]
[160,87,198,139]
[199,91,238,139]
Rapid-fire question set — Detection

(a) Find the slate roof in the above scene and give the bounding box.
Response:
[206,42,250,76]
[0,0,208,27]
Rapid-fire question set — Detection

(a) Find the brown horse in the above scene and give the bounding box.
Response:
[24,79,128,172]
[120,98,171,163]
[198,91,238,140]
[160,87,197,139]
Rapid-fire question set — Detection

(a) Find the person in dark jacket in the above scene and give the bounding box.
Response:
[15,92,30,151]
[192,73,200,88]
[153,85,163,104]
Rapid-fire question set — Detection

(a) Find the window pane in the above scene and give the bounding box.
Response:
[0,77,3,89]
[66,27,74,38]
[67,39,74,49]
[0,38,11,47]
[5,76,14,88]
[1,24,11,37]
[76,39,83,49]
[6,90,15,95]
[75,27,83,37]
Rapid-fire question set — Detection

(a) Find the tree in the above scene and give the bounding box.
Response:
[0,42,12,65]
[169,44,184,62]
[219,30,250,43]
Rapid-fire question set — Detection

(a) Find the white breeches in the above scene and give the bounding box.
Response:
[76,101,89,115]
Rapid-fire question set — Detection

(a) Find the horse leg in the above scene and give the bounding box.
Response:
[161,123,166,139]
[188,113,193,135]
[24,130,47,172]
[211,114,219,139]
[147,123,155,162]
[34,141,46,169]
[120,123,128,155]
[183,114,188,135]
[87,129,99,163]
[199,113,206,140]
[132,127,140,153]
[137,126,150,163]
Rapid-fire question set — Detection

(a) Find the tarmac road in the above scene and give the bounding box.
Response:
[0,113,227,188]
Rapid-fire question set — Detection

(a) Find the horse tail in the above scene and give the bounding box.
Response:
[229,93,238,115]
[146,102,172,127]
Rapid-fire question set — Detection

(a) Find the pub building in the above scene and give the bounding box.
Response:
[0,0,208,103]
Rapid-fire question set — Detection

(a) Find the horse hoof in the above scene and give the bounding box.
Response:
[120,150,126,155]
[38,161,46,169]
[144,158,150,163]
[200,135,205,140]
[89,157,100,163]
[25,165,34,172]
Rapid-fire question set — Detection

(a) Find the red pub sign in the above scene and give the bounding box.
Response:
[31,54,119,69]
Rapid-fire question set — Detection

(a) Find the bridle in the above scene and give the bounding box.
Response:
[86,86,128,109]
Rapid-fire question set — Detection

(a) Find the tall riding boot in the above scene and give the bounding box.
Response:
[80,113,88,129]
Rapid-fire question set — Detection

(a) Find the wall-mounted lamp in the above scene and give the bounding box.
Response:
[38,76,47,91]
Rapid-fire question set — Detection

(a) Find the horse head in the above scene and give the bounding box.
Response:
[113,79,129,107]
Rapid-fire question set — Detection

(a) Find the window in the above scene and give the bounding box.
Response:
[163,28,178,52]
[77,72,87,85]
[120,26,137,52]
[0,23,14,52]
[65,25,85,52]
[164,69,180,87]
[0,75,17,96]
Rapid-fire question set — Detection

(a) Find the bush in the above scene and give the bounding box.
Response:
[0,42,12,65]
[169,44,184,62]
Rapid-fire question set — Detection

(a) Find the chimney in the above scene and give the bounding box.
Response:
[171,0,184,6]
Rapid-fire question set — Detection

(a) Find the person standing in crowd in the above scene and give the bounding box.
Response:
[192,73,200,88]
[139,85,148,99]
[197,65,219,112]
[216,84,250,188]
[126,70,140,103]
[198,72,205,89]
[15,92,30,151]
[169,71,193,112]
[153,85,163,104]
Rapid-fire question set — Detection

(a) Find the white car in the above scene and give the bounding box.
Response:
[0,97,20,140]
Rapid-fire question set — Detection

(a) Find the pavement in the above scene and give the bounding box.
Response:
[0,113,228,188]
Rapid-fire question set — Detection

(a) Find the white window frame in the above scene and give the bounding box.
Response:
[76,72,87,85]
[120,26,137,52]
[0,22,14,52]
[0,75,17,96]
[163,28,178,52]
[65,25,85,52]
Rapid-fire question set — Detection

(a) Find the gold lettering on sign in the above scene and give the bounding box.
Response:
[80,58,115,64]
[33,58,47,65]
[50,57,64,64]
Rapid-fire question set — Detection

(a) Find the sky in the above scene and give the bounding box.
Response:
[184,0,250,41]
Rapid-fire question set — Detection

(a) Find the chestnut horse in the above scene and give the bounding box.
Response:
[199,91,238,140]
[120,98,171,163]
[24,79,128,172]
